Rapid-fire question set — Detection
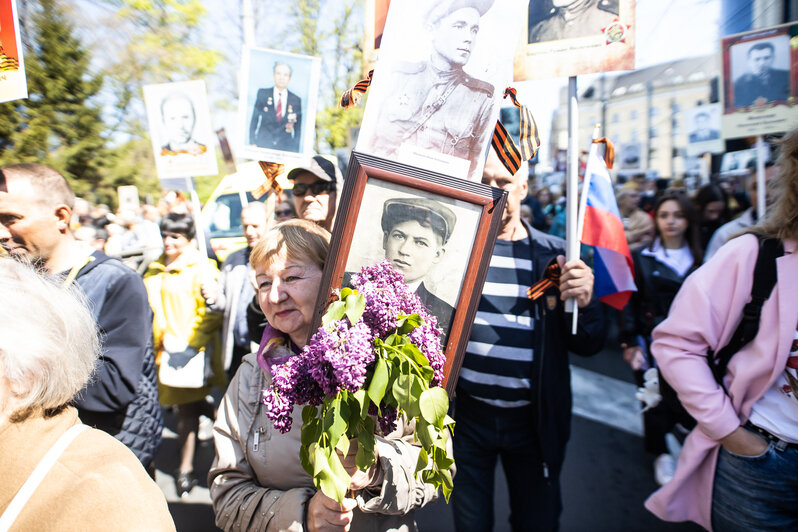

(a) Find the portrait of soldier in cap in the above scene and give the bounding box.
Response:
[365,0,497,182]
[380,197,457,334]
[528,0,619,44]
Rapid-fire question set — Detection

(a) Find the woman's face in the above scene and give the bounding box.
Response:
[656,200,688,242]
[537,189,551,205]
[256,252,323,348]
[703,200,724,222]
[162,231,191,260]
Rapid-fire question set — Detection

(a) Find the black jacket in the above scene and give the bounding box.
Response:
[457,222,605,481]
[72,250,163,466]
[619,248,697,346]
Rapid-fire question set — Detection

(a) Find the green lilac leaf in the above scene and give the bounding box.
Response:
[368,357,389,405]
[322,301,346,326]
[419,387,449,426]
[345,293,366,324]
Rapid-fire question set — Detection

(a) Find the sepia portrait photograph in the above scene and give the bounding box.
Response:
[238,47,321,163]
[356,0,526,182]
[685,104,723,156]
[344,178,482,338]
[514,0,634,80]
[0,0,27,103]
[143,79,218,180]
[721,23,798,139]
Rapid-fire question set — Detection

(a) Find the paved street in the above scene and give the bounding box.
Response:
[153,335,702,532]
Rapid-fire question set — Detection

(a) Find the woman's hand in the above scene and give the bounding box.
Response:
[306,491,357,532]
[720,426,770,457]
[337,439,383,491]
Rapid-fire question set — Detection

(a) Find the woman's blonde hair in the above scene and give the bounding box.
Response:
[250,219,331,271]
[747,128,798,241]
[0,258,99,422]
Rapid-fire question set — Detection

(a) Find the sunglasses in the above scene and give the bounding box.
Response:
[292,180,335,197]
[275,209,294,217]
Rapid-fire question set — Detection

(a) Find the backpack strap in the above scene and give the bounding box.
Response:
[708,235,784,387]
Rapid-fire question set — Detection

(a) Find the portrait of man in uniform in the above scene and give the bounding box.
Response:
[249,62,302,152]
[733,40,790,108]
[528,0,619,44]
[363,0,498,182]
[688,111,720,143]
[159,92,207,157]
[380,197,456,334]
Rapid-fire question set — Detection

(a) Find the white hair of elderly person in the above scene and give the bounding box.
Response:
[0,258,176,532]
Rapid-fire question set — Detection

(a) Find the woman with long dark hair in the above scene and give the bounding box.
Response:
[694,184,729,251]
[620,193,702,486]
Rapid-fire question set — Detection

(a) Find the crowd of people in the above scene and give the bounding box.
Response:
[1,123,796,532]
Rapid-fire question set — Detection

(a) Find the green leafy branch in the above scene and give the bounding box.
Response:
[300,289,455,504]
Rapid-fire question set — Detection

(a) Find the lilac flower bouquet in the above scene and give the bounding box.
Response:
[261,260,455,503]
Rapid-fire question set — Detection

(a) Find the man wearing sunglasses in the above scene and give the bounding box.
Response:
[287,155,343,232]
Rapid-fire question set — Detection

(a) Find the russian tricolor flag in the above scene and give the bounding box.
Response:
[578,140,636,310]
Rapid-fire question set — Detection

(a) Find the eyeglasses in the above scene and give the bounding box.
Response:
[275,209,294,217]
[292,180,335,197]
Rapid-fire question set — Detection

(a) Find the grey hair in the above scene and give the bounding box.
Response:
[0,258,99,421]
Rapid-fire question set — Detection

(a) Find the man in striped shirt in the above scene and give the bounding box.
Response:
[452,148,605,531]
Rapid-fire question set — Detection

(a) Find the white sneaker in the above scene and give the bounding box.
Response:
[654,453,676,486]
[198,415,214,441]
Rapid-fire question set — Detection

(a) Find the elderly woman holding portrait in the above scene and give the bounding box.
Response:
[0,258,175,531]
[209,219,438,532]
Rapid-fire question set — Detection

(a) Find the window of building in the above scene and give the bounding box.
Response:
[630,110,638,120]
[612,113,619,123]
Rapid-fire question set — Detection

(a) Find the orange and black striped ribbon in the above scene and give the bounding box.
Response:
[593,137,615,170]
[527,263,561,301]
[253,162,285,200]
[340,70,374,109]
[492,87,541,176]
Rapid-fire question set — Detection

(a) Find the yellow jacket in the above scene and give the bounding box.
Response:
[143,247,224,405]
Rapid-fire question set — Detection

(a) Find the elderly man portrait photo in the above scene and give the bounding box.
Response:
[159,92,207,157]
[249,61,302,152]
[380,197,456,334]
[365,0,497,181]
[688,110,720,143]
[733,40,790,108]
[528,0,619,43]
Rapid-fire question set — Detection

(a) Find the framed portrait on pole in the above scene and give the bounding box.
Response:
[685,104,723,157]
[311,152,507,395]
[356,0,527,183]
[143,79,219,180]
[0,0,27,103]
[238,47,321,163]
[514,0,635,81]
[721,22,798,139]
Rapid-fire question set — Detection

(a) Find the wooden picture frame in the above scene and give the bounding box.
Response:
[311,152,507,396]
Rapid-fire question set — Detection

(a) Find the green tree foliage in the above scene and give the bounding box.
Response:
[265,0,364,152]
[0,0,113,203]
[97,0,224,200]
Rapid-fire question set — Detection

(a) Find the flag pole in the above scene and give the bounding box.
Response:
[566,76,579,334]
[185,176,215,305]
[755,135,766,221]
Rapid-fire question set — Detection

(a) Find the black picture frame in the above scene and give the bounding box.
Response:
[310,152,507,396]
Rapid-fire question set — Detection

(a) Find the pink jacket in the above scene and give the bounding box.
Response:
[645,234,798,530]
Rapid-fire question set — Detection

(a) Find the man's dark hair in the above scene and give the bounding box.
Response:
[695,111,710,121]
[748,41,775,56]
[273,61,293,77]
[0,163,75,210]
[159,212,196,240]
[383,208,446,246]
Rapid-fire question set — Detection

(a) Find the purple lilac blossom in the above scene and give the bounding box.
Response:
[304,320,375,395]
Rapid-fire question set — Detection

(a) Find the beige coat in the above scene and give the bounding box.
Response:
[208,353,439,531]
[0,407,175,531]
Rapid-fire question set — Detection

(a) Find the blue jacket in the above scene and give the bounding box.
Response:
[73,250,163,466]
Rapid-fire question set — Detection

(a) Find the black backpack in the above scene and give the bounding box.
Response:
[659,235,784,429]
